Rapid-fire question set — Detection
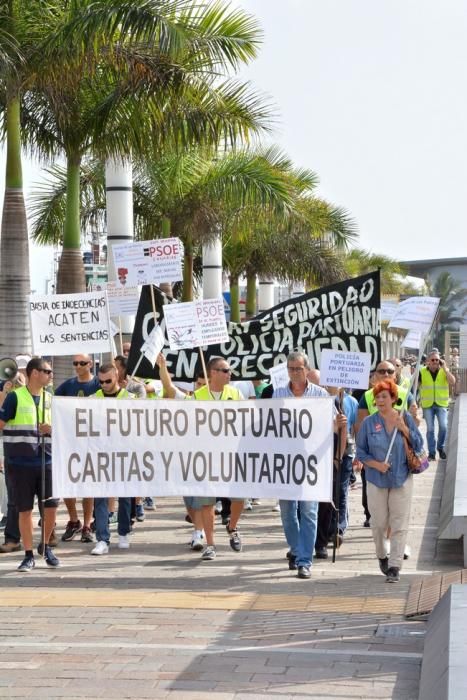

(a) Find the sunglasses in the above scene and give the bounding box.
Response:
[39,368,53,375]
[73,361,89,367]
[99,378,113,385]
[376,368,395,375]
[213,368,231,374]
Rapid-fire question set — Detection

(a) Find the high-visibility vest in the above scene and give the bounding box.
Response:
[364,384,408,415]
[419,367,449,408]
[93,387,133,399]
[2,385,52,460]
[194,384,243,401]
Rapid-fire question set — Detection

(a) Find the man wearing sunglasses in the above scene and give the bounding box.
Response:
[55,354,100,544]
[357,360,418,430]
[0,357,60,571]
[419,351,456,460]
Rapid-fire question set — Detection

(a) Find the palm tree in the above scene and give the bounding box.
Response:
[427,271,467,350]
[343,248,422,296]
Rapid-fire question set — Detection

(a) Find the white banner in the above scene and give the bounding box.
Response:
[320,350,371,390]
[112,237,183,287]
[388,296,440,333]
[164,298,229,350]
[29,292,112,356]
[51,397,334,501]
[92,282,140,317]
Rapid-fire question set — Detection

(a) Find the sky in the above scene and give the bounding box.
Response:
[2,0,467,292]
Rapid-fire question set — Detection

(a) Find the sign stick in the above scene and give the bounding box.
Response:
[332,389,344,563]
[118,317,123,355]
[199,348,210,394]
[128,352,145,382]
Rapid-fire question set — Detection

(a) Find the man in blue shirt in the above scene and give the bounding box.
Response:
[55,354,100,543]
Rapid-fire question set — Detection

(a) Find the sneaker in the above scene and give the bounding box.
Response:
[386,566,400,583]
[0,541,21,553]
[297,565,311,579]
[91,541,109,555]
[80,526,94,543]
[0,516,7,529]
[214,500,223,514]
[38,543,60,567]
[143,497,155,510]
[363,518,371,528]
[61,520,82,541]
[378,557,389,576]
[17,556,35,572]
[108,512,118,525]
[201,545,216,561]
[191,532,204,551]
[439,449,447,460]
[252,499,261,505]
[228,528,242,552]
[272,501,281,512]
[135,504,145,522]
[48,529,58,548]
[245,499,253,511]
[428,453,436,461]
[118,535,130,549]
[288,554,297,570]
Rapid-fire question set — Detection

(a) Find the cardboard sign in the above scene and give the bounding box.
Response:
[319,349,371,389]
[29,292,112,356]
[141,325,166,366]
[112,237,183,287]
[52,397,334,501]
[269,361,289,389]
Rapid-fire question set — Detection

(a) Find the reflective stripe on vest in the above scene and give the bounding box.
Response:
[419,367,449,408]
[193,384,243,401]
[2,386,52,459]
[364,385,408,414]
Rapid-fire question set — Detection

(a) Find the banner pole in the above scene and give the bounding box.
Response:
[119,317,123,355]
[199,348,210,394]
[332,389,344,563]
[129,352,145,382]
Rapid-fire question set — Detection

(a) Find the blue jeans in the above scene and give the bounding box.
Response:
[94,497,131,544]
[423,405,448,455]
[279,500,318,568]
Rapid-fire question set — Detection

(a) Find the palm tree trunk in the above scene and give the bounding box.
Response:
[245,272,257,318]
[54,155,86,385]
[229,273,241,323]
[182,234,193,302]
[0,96,32,356]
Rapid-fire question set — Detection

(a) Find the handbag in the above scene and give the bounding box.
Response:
[402,435,429,474]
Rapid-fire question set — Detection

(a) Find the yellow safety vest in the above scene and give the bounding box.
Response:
[93,388,133,399]
[364,384,408,415]
[2,385,52,460]
[419,367,449,408]
[193,384,243,401]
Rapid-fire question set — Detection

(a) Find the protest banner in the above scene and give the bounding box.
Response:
[112,237,183,287]
[29,291,112,356]
[52,397,334,501]
[388,296,440,333]
[91,281,139,317]
[141,325,166,366]
[319,349,371,390]
[127,271,381,381]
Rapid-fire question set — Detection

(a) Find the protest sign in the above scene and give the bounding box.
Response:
[164,298,229,351]
[92,282,139,317]
[29,291,112,356]
[388,296,440,333]
[269,361,289,389]
[141,325,166,366]
[112,237,182,287]
[380,299,399,323]
[52,397,334,501]
[401,330,422,349]
[319,349,371,390]
[127,271,381,381]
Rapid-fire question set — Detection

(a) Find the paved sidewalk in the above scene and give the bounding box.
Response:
[0,454,462,699]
